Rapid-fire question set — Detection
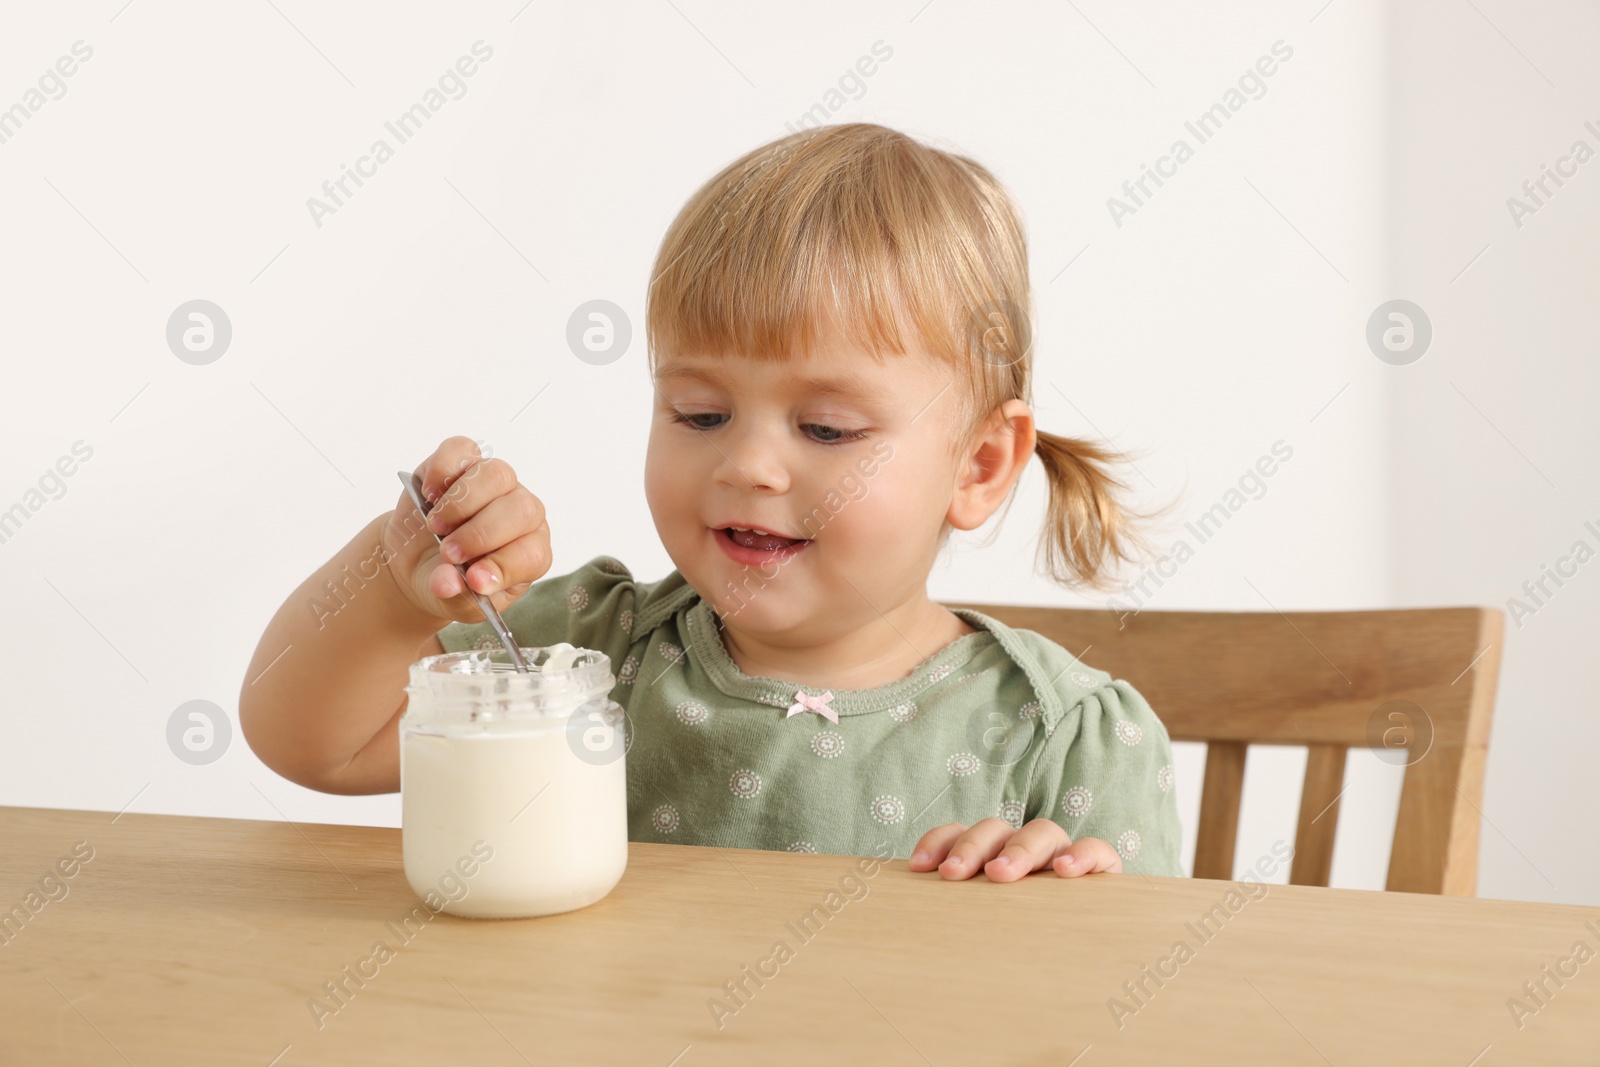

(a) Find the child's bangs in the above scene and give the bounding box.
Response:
[646,127,989,383]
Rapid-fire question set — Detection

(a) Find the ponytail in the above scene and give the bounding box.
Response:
[1031,428,1166,592]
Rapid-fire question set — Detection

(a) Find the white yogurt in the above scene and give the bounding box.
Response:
[400,643,628,918]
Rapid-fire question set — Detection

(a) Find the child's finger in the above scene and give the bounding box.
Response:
[934,818,1019,880]
[982,819,1073,883]
[415,437,484,503]
[464,527,553,598]
[437,488,545,571]
[431,528,551,613]
[425,459,514,536]
[1052,836,1123,877]
[429,560,463,601]
[908,823,970,870]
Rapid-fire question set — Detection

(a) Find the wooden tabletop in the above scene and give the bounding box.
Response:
[3,805,1597,1065]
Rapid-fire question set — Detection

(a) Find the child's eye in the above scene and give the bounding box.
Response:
[670,411,725,431]
[803,423,869,445]
[668,411,868,445]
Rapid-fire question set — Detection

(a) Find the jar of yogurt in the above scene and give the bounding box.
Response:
[400,642,627,918]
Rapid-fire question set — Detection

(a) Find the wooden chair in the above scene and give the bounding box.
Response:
[940,601,1504,895]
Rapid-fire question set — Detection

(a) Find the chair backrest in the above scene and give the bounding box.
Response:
[940,601,1504,895]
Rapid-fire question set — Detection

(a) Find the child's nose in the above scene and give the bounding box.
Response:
[713,425,791,493]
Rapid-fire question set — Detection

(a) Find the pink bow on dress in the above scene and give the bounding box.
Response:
[786,689,838,724]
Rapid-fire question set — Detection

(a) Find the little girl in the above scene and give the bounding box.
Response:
[240,123,1183,881]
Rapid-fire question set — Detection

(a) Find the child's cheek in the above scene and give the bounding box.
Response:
[838,470,868,503]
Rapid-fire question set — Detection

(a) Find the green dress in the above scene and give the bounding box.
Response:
[437,556,1183,876]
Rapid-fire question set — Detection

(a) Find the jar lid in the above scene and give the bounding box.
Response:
[402,643,615,726]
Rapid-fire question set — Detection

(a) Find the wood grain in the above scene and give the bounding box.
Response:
[2,806,1596,1065]
[1291,744,1347,887]
[1193,742,1246,881]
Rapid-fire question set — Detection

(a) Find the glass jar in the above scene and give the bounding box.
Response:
[399,642,627,919]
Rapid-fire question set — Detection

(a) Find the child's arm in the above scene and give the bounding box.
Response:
[238,438,551,794]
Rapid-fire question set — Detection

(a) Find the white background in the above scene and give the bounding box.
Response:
[0,0,1591,906]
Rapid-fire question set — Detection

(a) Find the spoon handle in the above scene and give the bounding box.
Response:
[396,471,530,672]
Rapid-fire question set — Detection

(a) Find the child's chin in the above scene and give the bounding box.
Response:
[711,598,769,625]
[709,593,794,629]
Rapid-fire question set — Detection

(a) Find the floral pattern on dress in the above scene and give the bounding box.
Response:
[1117,830,1141,861]
[676,700,709,726]
[616,655,639,685]
[1157,764,1174,793]
[1018,701,1043,720]
[620,608,634,635]
[566,585,590,611]
[1061,786,1092,818]
[998,800,1026,829]
[947,752,980,776]
[652,804,679,833]
[887,701,918,723]
[810,730,845,759]
[870,795,905,824]
[729,769,762,799]
[788,841,817,853]
[1114,720,1143,746]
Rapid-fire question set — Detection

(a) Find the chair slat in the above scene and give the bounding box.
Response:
[1388,741,1488,894]
[1193,742,1247,881]
[1290,744,1347,887]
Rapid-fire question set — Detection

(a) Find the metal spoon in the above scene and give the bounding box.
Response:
[397,470,530,672]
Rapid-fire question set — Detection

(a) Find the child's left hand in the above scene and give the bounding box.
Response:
[909,818,1122,882]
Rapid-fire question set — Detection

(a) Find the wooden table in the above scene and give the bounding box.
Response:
[3,806,1597,1064]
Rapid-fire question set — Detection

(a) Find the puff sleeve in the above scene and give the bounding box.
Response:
[434,555,643,675]
[1025,678,1183,877]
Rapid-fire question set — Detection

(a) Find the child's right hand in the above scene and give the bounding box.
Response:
[382,436,552,624]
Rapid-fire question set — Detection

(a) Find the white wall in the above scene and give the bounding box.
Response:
[2,0,1579,903]
[1387,0,1600,906]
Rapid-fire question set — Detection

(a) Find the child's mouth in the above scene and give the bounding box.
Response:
[713,526,811,565]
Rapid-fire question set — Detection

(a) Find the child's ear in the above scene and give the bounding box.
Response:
[947,400,1037,532]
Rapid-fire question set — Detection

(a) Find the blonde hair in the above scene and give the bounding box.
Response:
[646,122,1165,592]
